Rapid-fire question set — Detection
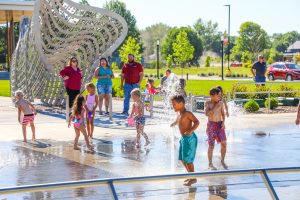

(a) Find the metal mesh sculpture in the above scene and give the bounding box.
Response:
[10,0,127,106]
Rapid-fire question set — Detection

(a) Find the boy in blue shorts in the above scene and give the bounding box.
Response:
[171,95,199,186]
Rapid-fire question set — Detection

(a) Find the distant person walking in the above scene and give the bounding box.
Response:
[251,55,267,86]
[59,57,82,109]
[94,58,114,115]
[121,54,144,115]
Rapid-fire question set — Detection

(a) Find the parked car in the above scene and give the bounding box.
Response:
[230,61,243,67]
[267,62,300,81]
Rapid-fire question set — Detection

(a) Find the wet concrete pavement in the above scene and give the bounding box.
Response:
[0,97,299,199]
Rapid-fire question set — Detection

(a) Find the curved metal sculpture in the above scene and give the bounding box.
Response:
[10,0,127,106]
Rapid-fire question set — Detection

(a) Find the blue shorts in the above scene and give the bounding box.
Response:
[255,76,266,83]
[135,117,145,126]
[97,84,112,94]
[179,132,198,163]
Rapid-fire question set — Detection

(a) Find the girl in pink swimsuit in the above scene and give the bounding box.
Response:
[84,83,98,139]
[68,95,93,151]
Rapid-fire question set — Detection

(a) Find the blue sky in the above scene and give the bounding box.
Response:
[74,0,300,36]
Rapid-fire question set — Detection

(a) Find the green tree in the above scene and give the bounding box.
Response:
[104,0,140,40]
[271,31,300,52]
[166,55,173,67]
[236,22,270,56]
[141,23,171,58]
[119,36,142,63]
[204,56,211,67]
[162,27,202,65]
[194,18,222,53]
[172,31,194,66]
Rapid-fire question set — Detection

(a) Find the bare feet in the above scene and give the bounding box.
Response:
[23,140,27,143]
[221,161,228,170]
[74,146,81,150]
[184,179,197,186]
[209,164,217,170]
[184,179,190,183]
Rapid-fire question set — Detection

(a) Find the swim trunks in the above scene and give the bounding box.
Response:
[206,121,226,145]
[179,132,198,163]
[135,117,145,126]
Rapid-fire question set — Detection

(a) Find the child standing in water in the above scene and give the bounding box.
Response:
[68,95,93,151]
[144,83,151,111]
[171,95,199,186]
[130,88,150,148]
[217,86,229,117]
[84,83,98,139]
[205,87,227,170]
[15,90,37,142]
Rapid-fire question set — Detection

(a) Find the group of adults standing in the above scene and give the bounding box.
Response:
[59,54,144,115]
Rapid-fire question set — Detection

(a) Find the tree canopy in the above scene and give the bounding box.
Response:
[119,36,142,63]
[172,31,194,66]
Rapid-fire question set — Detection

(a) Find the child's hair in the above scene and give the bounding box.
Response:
[131,88,141,97]
[72,95,85,116]
[145,83,150,88]
[209,87,221,96]
[85,82,96,91]
[147,79,155,86]
[171,95,185,104]
[216,86,223,93]
[15,90,24,98]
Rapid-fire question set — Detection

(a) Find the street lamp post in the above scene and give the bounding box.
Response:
[224,4,231,70]
[221,37,224,81]
[156,40,160,79]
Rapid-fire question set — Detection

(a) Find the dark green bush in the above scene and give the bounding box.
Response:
[264,98,279,110]
[244,99,260,112]
[232,85,254,99]
[144,74,149,78]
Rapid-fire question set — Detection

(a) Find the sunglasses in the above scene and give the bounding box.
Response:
[71,60,78,63]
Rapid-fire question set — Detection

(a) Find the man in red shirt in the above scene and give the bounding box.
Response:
[121,54,144,115]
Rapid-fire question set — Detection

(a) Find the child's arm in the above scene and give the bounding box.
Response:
[170,114,179,127]
[130,103,135,118]
[185,112,199,135]
[205,101,220,116]
[18,107,21,123]
[68,115,73,128]
[84,95,89,113]
[28,102,37,115]
[223,99,229,117]
[94,95,99,113]
[221,103,226,129]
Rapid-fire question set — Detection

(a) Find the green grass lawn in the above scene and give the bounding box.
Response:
[2,79,299,98]
[113,66,252,77]
[0,80,10,97]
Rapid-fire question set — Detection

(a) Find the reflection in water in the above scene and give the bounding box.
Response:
[121,139,151,162]
[187,187,197,200]
[208,184,228,199]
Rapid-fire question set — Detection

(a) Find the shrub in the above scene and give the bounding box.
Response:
[278,84,296,97]
[232,84,253,99]
[205,56,211,67]
[149,74,153,78]
[243,62,252,68]
[244,74,248,77]
[232,74,236,77]
[144,74,149,78]
[254,86,270,99]
[240,74,244,77]
[200,73,207,76]
[225,73,231,77]
[264,98,279,110]
[244,99,260,112]
[160,73,164,78]
[208,72,213,76]
[112,85,124,98]
[111,62,120,70]
[236,73,240,77]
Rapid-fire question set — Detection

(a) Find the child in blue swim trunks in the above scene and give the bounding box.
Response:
[171,95,199,186]
[130,88,150,148]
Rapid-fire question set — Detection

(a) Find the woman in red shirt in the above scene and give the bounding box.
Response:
[59,57,82,109]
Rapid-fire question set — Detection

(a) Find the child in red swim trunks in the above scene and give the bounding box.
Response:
[205,87,227,170]
[15,90,37,142]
